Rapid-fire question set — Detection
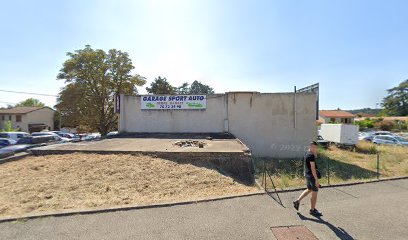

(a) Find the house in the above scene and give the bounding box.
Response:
[319,110,355,124]
[0,107,55,133]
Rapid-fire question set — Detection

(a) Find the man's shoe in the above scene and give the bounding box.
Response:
[293,200,299,211]
[309,209,323,217]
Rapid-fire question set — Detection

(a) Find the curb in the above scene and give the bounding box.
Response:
[0,152,30,164]
[0,191,264,223]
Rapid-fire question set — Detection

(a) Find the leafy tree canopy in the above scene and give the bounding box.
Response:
[56,45,146,135]
[382,80,408,116]
[146,76,177,94]
[15,98,45,107]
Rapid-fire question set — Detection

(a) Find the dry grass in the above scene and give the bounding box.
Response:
[256,143,408,189]
[0,153,257,218]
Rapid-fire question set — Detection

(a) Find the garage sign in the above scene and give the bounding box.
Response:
[141,95,206,110]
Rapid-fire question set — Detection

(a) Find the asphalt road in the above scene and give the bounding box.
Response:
[1,179,407,240]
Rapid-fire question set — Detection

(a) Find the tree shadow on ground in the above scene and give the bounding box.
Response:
[297,212,355,240]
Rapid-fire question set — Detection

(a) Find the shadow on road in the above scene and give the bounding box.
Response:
[297,212,355,240]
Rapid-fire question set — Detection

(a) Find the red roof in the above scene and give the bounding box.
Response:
[319,110,355,118]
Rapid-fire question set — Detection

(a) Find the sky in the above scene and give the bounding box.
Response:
[0,0,407,110]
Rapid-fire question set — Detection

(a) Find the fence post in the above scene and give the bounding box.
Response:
[327,157,330,185]
[377,152,380,180]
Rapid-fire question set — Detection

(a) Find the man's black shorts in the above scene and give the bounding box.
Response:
[306,177,319,192]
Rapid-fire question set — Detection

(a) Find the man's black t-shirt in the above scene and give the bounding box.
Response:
[305,151,318,178]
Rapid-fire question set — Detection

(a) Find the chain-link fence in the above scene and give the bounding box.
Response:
[253,144,408,191]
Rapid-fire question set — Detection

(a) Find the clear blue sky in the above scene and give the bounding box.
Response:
[0,0,407,110]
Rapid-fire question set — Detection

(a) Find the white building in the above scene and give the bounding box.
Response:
[0,107,55,133]
[118,92,317,158]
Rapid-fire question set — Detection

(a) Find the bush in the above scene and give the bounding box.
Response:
[374,121,394,131]
[1,121,15,132]
[356,141,378,154]
[355,119,375,130]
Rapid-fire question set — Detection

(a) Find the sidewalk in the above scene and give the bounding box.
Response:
[1,179,407,240]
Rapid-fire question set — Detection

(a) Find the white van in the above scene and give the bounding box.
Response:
[0,132,30,141]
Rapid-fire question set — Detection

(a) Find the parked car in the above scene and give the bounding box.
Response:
[372,135,408,146]
[0,138,17,148]
[317,135,329,148]
[83,133,101,141]
[31,132,71,143]
[106,131,119,138]
[0,144,31,159]
[373,131,394,136]
[16,135,60,147]
[362,135,375,142]
[0,132,30,141]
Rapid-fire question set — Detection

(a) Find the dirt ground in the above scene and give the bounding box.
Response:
[0,154,258,218]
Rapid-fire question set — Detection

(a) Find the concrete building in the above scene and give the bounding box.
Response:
[119,92,317,158]
[0,107,55,133]
[319,110,355,124]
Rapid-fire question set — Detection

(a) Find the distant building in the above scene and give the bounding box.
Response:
[319,110,355,124]
[0,107,55,132]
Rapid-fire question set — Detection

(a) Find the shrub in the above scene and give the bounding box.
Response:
[356,141,378,154]
[355,119,375,130]
[374,121,394,131]
[1,121,15,132]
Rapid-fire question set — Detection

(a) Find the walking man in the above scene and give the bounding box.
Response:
[293,141,323,217]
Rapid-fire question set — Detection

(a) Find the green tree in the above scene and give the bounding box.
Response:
[146,76,176,94]
[177,82,190,94]
[189,80,214,94]
[382,80,408,116]
[15,98,45,107]
[56,45,146,135]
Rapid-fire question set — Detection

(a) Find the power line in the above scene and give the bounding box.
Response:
[0,89,57,97]
[0,101,17,105]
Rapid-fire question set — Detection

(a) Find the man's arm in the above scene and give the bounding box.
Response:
[310,162,320,188]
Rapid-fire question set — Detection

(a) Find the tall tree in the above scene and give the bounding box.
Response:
[15,98,45,107]
[382,80,408,116]
[177,82,190,94]
[146,76,176,94]
[189,80,215,94]
[56,45,146,135]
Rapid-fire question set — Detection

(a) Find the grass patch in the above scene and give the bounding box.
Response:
[255,144,408,189]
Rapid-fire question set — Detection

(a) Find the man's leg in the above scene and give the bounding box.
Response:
[293,188,311,210]
[297,189,311,202]
[311,191,318,210]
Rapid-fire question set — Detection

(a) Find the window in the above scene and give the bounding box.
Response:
[16,115,22,122]
[8,115,11,121]
[1,116,4,121]
[330,118,336,123]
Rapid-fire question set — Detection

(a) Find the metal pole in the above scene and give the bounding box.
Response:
[377,153,380,180]
[327,157,330,185]
[263,160,266,190]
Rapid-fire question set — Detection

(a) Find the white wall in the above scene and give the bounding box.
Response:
[227,92,317,158]
[120,94,227,133]
[120,92,317,158]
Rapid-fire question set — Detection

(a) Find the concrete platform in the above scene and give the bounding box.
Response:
[30,137,254,183]
[30,138,249,155]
